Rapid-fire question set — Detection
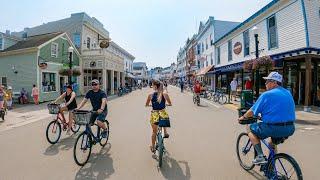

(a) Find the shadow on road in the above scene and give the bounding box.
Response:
[43,134,78,156]
[245,169,265,180]
[296,119,320,126]
[75,143,114,180]
[159,154,191,180]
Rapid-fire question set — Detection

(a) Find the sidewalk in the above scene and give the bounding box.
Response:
[0,95,118,132]
[224,98,320,123]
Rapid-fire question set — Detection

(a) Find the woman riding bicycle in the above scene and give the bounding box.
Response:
[145,80,172,153]
[53,85,77,134]
[0,86,7,110]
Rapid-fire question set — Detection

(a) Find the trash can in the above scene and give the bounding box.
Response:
[240,90,254,109]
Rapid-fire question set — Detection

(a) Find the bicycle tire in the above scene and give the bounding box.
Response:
[219,95,227,104]
[71,124,81,133]
[213,95,219,102]
[46,120,62,144]
[236,133,256,171]
[73,131,92,166]
[266,153,303,180]
[196,97,200,106]
[99,121,110,147]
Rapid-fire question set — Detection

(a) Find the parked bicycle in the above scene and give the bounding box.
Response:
[73,110,110,166]
[236,115,303,179]
[213,89,227,104]
[46,103,80,144]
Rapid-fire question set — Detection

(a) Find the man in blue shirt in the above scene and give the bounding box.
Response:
[77,79,108,137]
[238,72,295,164]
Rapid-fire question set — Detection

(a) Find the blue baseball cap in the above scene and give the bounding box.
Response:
[263,72,282,83]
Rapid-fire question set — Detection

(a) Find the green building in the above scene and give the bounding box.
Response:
[0,32,81,103]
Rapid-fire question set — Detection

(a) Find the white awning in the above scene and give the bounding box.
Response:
[126,73,135,78]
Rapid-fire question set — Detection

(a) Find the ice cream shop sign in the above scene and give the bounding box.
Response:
[233,42,242,55]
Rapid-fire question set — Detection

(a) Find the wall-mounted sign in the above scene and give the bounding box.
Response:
[90,61,96,68]
[100,40,109,49]
[233,42,242,55]
[38,56,48,69]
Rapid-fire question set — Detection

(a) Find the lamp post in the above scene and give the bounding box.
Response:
[252,26,260,98]
[68,46,74,85]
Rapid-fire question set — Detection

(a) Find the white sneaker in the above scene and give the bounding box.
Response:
[253,155,267,165]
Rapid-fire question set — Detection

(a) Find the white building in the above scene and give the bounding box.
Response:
[213,0,320,109]
[133,62,148,83]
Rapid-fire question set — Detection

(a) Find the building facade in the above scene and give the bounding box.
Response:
[213,0,320,109]
[12,12,131,95]
[0,32,81,102]
[133,62,148,83]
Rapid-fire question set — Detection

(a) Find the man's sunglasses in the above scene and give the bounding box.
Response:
[265,80,275,85]
[92,83,98,86]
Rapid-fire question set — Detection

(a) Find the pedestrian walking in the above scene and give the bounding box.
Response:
[245,77,253,90]
[0,86,6,110]
[179,79,184,93]
[5,86,13,110]
[230,78,238,101]
[31,85,39,105]
[19,88,28,104]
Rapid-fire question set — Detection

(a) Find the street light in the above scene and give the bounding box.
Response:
[68,46,74,85]
[251,26,260,98]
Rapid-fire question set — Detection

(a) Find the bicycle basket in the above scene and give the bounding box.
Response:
[73,110,91,125]
[47,103,60,114]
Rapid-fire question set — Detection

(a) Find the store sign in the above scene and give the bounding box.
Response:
[100,40,109,49]
[233,42,242,55]
[38,56,47,69]
[90,61,96,68]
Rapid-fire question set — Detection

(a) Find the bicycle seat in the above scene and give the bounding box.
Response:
[271,137,288,145]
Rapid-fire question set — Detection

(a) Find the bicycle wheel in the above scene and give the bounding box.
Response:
[266,153,303,180]
[99,122,109,147]
[73,131,92,166]
[157,138,164,167]
[71,123,81,133]
[196,96,200,106]
[46,120,62,144]
[219,95,227,104]
[213,95,219,102]
[236,133,256,170]
[193,96,196,104]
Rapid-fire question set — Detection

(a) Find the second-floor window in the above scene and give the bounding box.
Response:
[216,47,221,65]
[73,33,81,48]
[51,43,58,58]
[243,30,250,56]
[87,37,91,49]
[267,15,278,49]
[228,40,232,61]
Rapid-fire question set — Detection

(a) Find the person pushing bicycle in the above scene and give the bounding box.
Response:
[76,79,108,138]
[238,72,295,165]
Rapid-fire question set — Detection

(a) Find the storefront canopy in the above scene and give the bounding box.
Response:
[126,73,135,78]
[196,65,214,76]
[208,62,244,74]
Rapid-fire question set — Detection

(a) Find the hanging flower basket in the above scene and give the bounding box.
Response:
[59,69,81,76]
[243,56,274,71]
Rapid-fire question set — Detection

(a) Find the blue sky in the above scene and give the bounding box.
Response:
[0,0,272,68]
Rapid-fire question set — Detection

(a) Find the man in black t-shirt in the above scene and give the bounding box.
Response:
[77,79,108,137]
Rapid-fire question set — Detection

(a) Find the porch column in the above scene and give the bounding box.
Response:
[111,70,114,95]
[121,72,125,86]
[117,71,121,88]
[304,57,312,111]
[213,74,216,91]
[102,69,107,92]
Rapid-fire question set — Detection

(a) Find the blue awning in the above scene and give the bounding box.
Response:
[208,62,244,74]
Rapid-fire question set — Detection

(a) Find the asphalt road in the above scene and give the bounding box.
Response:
[0,86,319,179]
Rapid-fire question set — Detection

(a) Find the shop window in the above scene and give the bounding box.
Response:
[228,40,232,61]
[267,15,278,49]
[51,43,58,58]
[1,77,7,87]
[42,72,56,92]
[243,30,250,56]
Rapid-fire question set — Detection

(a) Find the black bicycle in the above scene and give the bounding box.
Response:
[73,110,110,166]
[193,93,200,106]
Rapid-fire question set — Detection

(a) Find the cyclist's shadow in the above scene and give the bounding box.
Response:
[43,135,78,156]
[159,154,191,180]
[75,143,114,180]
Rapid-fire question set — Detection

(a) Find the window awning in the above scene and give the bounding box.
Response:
[126,73,135,78]
[208,62,244,74]
[196,65,214,76]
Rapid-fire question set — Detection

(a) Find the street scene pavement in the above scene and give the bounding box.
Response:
[0,86,319,179]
